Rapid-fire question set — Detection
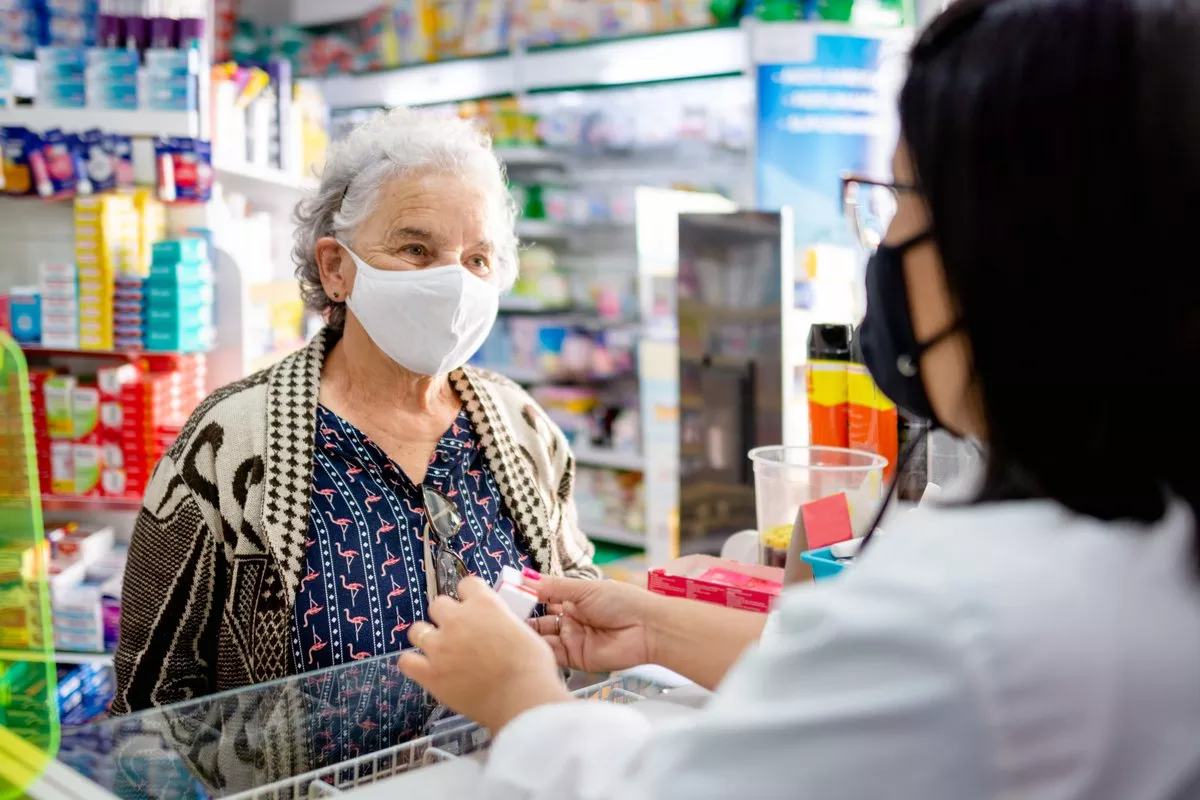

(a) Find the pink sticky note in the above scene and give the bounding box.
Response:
[801,493,855,550]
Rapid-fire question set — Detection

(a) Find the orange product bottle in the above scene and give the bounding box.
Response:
[848,336,898,479]
[806,324,852,448]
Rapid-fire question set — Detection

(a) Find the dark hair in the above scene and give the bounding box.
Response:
[900,0,1200,563]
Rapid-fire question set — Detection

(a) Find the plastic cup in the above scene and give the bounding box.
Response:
[749,446,887,568]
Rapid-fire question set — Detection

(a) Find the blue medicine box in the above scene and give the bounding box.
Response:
[9,289,41,343]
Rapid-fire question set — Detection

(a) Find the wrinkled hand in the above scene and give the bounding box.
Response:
[398,577,573,732]
[530,577,658,673]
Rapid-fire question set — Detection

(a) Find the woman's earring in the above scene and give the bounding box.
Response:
[332,291,340,300]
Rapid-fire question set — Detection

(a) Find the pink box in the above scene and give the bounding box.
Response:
[647,555,784,614]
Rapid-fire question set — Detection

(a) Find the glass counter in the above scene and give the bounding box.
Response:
[48,652,666,799]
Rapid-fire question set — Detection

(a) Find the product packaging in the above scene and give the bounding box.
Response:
[44,375,77,438]
[8,286,41,343]
[807,323,852,448]
[30,128,83,199]
[1,125,35,195]
[648,555,784,613]
[155,137,213,202]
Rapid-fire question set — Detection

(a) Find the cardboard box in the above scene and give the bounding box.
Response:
[44,376,77,438]
[70,386,100,438]
[50,440,74,494]
[647,555,784,613]
[9,289,41,343]
[72,444,103,495]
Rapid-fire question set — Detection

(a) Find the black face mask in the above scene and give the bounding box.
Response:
[857,230,960,425]
[855,229,963,552]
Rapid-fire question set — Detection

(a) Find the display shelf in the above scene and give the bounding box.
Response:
[41,494,141,513]
[20,345,142,360]
[213,161,320,193]
[574,446,644,472]
[0,649,114,666]
[317,25,746,110]
[494,147,565,168]
[583,523,646,548]
[0,107,200,138]
[497,297,573,314]
[515,219,571,240]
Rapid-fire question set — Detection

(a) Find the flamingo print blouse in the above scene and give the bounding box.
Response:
[291,403,536,672]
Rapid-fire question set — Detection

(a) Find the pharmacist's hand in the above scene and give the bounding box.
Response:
[531,577,657,673]
[398,577,572,732]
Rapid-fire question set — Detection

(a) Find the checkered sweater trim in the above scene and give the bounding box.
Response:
[111,328,600,714]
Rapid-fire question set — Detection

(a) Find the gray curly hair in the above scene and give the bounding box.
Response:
[293,107,519,328]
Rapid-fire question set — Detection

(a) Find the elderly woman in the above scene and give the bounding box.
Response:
[111,109,601,713]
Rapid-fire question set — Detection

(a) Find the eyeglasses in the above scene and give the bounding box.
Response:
[422,486,469,600]
[841,175,919,252]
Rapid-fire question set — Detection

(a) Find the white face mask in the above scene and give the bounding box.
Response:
[338,241,500,376]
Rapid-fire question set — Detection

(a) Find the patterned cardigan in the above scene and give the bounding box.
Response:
[112,328,601,714]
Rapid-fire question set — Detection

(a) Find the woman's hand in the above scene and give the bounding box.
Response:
[531,577,660,673]
[398,577,573,732]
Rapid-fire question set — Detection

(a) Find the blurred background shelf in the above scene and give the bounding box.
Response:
[0,649,114,666]
[0,107,200,138]
[574,446,644,472]
[316,26,746,111]
[40,495,142,513]
[582,524,646,548]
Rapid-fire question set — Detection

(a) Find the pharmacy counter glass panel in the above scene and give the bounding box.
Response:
[35,652,666,800]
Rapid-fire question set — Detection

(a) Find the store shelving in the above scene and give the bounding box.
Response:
[494,147,566,169]
[0,107,200,138]
[317,26,747,110]
[213,161,320,193]
[515,219,571,240]
[574,446,644,472]
[40,495,141,513]
[20,345,143,360]
[582,523,646,548]
[0,649,114,666]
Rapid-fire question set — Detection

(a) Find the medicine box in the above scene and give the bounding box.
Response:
[44,375,76,438]
[71,385,100,438]
[648,555,784,613]
[151,237,207,265]
[50,440,73,493]
[9,288,41,343]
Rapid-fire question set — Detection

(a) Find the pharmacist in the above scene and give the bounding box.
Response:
[398,2,1200,797]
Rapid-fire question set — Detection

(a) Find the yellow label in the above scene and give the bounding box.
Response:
[807,360,849,406]
[847,365,896,412]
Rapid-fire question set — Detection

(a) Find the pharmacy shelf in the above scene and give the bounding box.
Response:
[214,161,320,193]
[318,26,747,110]
[41,495,142,513]
[495,147,565,169]
[497,297,573,314]
[516,219,571,240]
[0,649,114,666]
[0,107,200,138]
[20,345,142,360]
[583,524,646,549]
[574,446,644,472]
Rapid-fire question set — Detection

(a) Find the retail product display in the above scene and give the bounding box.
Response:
[752,0,907,23]
[28,352,206,499]
[0,124,134,198]
[0,0,98,57]
[575,466,645,540]
[1,519,128,655]
[0,200,219,356]
[235,0,725,78]
[211,59,330,181]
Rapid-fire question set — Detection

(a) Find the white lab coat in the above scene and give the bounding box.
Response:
[484,499,1200,799]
